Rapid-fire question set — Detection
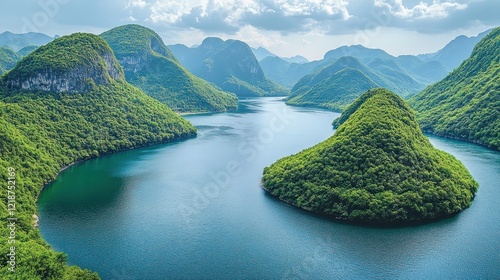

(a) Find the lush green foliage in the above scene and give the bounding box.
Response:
[287,68,378,112]
[0,47,20,74]
[409,27,500,150]
[0,35,196,279]
[169,37,289,97]
[286,56,425,112]
[101,25,238,112]
[6,33,124,81]
[263,88,478,225]
[0,31,54,52]
[17,45,39,57]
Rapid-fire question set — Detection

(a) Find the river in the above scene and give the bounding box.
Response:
[38,97,500,279]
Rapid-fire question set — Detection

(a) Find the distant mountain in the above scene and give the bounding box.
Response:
[169,37,288,97]
[0,31,55,51]
[286,56,425,111]
[0,46,20,74]
[283,55,309,64]
[17,45,39,57]
[418,29,492,71]
[263,88,477,225]
[0,32,195,279]
[101,25,237,113]
[324,44,393,62]
[251,47,277,61]
[410,27,500,150]
[261,44,448,90]
[250,47,308,64]
[287,67,378,111]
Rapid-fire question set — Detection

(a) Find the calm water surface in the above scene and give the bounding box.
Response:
[38,98,500,279]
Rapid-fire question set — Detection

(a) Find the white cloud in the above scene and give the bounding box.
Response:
[135,0,350,32]
[127,0,148,9]
[374,0,467,19]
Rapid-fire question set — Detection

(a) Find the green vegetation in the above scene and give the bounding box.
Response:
[169,37,289,97]
[0,33,196,279]
[263,88,477,225]
[6,33,124,82]
[17,45,39,57]
[0,47,20,74]
[409,27,500,150]
[286,56,425,112]
[101,25,238,113]
[287,68,378,112]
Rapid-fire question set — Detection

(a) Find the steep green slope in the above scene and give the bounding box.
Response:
[409,27,500,150]
[286,56,424,111]
[287,68,379,111]
[17,45,39,57]
[169,37,288,97]
[101,24,237,113]
[0,33,196,279]
[263,88,477,225]
[0,47,21,74]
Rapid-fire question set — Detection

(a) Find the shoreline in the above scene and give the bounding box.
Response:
[33,134,196,226]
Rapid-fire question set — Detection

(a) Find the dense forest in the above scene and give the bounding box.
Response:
[286,56,425,111]
[410,27,500,150]
[0,33,196,279]
[263,88,478,225]
[101,24,238,113]
[0,47,20,75]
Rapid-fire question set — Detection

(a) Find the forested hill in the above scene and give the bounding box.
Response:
[263,88,477,225]
[286,56,424,112]
[0,33,196,279]
[169,37,288,97]
[409,27,500,150]
[100,24,238,113]
[0,46,20,74]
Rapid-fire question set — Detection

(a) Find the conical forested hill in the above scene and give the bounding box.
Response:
[263,88,477,225]
[409,27,500,150]
[101,24,238,113]
[0,33,195,278]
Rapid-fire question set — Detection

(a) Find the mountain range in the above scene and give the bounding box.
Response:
[286,55,425,111]
[168,38,288,97]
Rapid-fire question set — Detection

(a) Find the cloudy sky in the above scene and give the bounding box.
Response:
[0,0,498,60]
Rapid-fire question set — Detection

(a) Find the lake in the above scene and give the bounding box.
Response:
[38,97,500,279]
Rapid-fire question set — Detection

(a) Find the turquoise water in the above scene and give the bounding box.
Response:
[38,98,500,279]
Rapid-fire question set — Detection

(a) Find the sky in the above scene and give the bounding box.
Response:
[0,0,499,60]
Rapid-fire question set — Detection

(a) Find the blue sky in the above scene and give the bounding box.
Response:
[1,0,498,60]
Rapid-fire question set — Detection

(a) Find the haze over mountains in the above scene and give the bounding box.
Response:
[169,37,288,97]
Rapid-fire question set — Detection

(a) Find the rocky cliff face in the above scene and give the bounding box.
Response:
[2,33,125,94]
[6,52,122,93]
